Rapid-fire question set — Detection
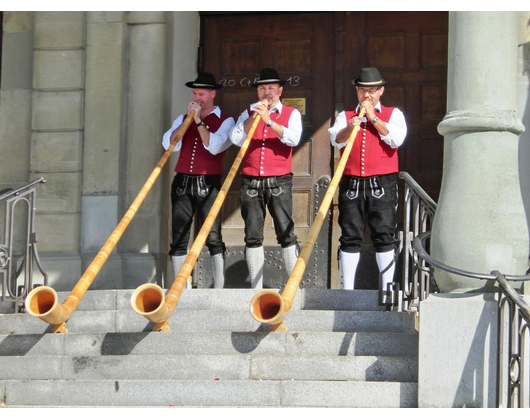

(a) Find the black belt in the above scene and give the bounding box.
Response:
[175,174,214,197]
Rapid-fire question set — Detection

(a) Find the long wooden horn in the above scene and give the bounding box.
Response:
[131,103,266,332]
[250,105,368,331]
[25,112,196,333]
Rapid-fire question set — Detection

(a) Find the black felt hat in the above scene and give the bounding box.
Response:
[352,67,387,87]
[252,68,287,87]
[185,72,222,90]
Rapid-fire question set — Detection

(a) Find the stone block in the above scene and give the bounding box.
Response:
[80,195,119,252]
[122,253,163,289]
[29,252,82,291]
[34,12,85,49]
[56,290,117,312]
[251,355,417,382]
[0,356,62,379]
[2,11,33,32]
[0,334,63,356]
[81,252,123,290]
[120,214,162,254]
[63,331,286,356]
[127,12,165,24]
[33,172,81,213]
[34,213,80,253]
[61,310,117,334]
[1,32,33,90]
[86,22,124,46]
[86,12,125,24]
[0,90,32,182]
[281,381,418,407]
[284,331,418,357]
[31,131,83,173]
[60,354,251,380]
[83,45,124,195]
[418,293,498,407]
[32,91,83,131]
[5,379,281,406]
[33,50,84,90]
[105,12,126,23]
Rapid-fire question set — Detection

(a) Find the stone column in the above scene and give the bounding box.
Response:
[518,12,530,295]
[81,12,127,289]
[431,11,528,292]
[30,12,86,290]
[120,12,167,288]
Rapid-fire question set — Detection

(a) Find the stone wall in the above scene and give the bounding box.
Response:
[0,11,199,293]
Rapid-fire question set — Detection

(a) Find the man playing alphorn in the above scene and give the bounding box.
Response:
[162,72,235,288]
[328,67,407,301]
[230,68,303,289]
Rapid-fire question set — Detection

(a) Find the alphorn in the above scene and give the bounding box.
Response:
[131,102,267,332]
[250,104,368,331]
[24,112,196,333]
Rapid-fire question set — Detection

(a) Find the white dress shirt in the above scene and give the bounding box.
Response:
[328,102,407,149]
[162,106,235,155]
[230,100,303,147]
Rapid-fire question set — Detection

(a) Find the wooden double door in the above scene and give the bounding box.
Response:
[195,12,448,289]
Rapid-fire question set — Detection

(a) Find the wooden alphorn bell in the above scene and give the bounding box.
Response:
[25,112,196,333]
[131,102,267,332]
[250,104,368,332]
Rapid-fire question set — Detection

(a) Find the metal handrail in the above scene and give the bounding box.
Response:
[399,172,437,214]
[0,178,46,201]
[1,178,48,311]
[495,270,530,408]
[395,171,438,311]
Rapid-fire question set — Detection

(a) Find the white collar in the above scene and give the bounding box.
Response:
[208,106,221,117]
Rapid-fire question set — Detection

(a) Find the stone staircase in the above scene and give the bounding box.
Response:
[0,289,418,407]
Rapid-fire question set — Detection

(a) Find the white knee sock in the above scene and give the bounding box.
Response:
[171,254,190,289]
[246,246,264,289]
[281,244,298,275]
[376,250,395,294]
[171,255,186,280]
[210,253,225,289]
[340,250,360,290]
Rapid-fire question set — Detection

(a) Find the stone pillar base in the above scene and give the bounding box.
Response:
[418,293,498,407]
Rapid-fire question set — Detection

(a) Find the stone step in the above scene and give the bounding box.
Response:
[0,354,417,382]
[1,289,386,314]
[0,308,417,335]
[0,289,414,334]
[0,288,419,408]
[0,331,418,357]
[1,379,418,407]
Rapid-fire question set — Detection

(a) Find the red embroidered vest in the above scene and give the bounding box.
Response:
[175,111,230,175]
[241,105,295,177]
[342,105,398,177]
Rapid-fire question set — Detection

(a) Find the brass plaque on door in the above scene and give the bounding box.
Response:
[282,98,306,115]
